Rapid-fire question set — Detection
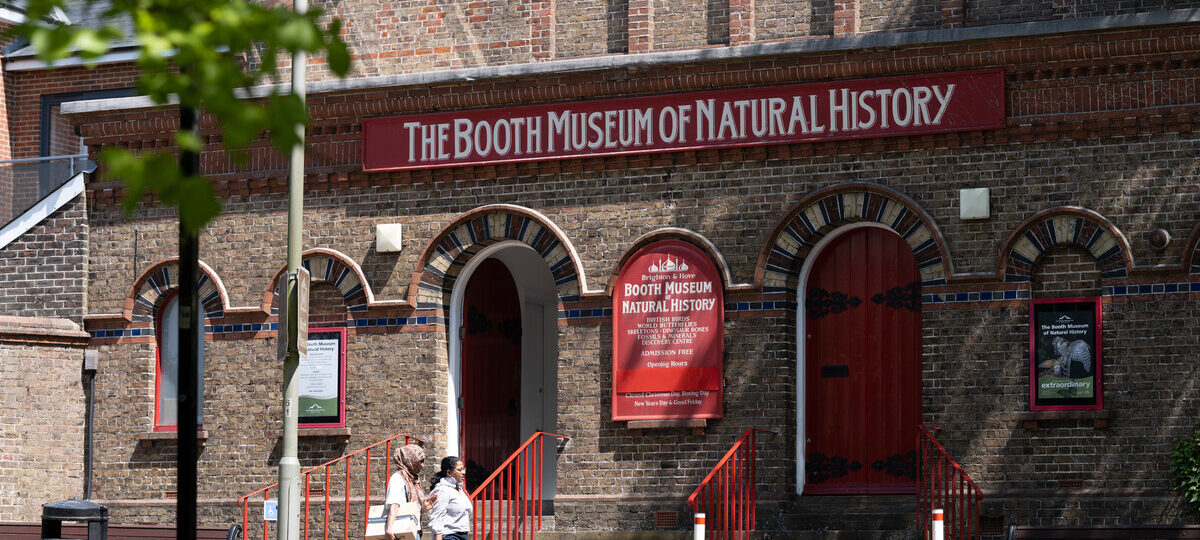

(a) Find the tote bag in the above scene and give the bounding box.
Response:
[364,502,420,540]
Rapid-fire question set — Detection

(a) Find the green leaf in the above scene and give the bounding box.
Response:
[327,37,351,76]
[176,130,204,153]
[278,18,320,50]
[176,177,221,234]
[18,0,354,232]
[72,29,114,58]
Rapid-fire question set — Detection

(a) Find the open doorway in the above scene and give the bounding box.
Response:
[448,241,559,498]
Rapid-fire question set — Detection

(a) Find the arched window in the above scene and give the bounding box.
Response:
[154,292,205,430]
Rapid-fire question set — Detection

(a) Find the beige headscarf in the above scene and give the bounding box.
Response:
[392,444,426,503]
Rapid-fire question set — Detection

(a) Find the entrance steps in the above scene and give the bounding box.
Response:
[504,495,917,539]
[777,494,918,539]
[472,496,912,540]
[534,532,911,539]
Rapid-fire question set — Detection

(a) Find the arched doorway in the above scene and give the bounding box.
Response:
[461,258,522,489]
[449,242,559,497]
[799,225,921,495]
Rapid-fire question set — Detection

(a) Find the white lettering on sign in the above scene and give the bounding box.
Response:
[393,84,965,164]
[365,70,1003,172]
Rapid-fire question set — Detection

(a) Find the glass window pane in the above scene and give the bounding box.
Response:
[157,295,204,427]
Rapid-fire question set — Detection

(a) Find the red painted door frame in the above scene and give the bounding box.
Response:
[804,227,921,495]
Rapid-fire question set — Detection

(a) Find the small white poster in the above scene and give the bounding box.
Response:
[299,331,342,422]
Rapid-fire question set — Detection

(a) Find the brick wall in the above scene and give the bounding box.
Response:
[0,21,18,166]
[649,0,712,51]
[279,0,1200,82]
[0,194,88,323]
[311,0,534,80]
[963,0,1200,25]
[4,65,139,160]
[0,317,89,522]
[860,0,941,32]
[65,15,1200,536]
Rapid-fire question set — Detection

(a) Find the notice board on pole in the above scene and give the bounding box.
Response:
[612,240,724,421]
[299,327,347,427]
[1029,297,1102,411]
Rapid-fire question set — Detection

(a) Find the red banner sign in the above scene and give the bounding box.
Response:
[612,240,724,421]
[363,69,1005,171]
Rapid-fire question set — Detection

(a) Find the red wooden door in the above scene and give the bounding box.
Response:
[804,227,920,494]
[461,258,522,493]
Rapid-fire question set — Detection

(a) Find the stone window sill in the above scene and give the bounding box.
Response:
[1019,410,1111,430]
[139,430,209,448]
[297,427,352,442]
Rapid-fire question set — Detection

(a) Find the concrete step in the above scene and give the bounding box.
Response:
[487,495,918,539]
[777,494,918,533]
[531,532,914,540]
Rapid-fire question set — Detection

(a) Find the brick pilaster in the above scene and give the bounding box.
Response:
[940,0,962,28]
[1052,0,1077,19]
[729,0,755,46]
[629,0,653,53]
[833,0,858,38]
[530,0,556,61]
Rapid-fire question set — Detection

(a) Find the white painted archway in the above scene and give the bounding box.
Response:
[794,222,894,494]
[448,241,560,498]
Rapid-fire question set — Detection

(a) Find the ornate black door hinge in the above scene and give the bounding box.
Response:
[871,449,917,480]
[806,452,862,484]
[870,281,921,313]
[806,288,862,319]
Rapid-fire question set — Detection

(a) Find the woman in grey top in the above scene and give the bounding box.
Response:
[427,456,471,540]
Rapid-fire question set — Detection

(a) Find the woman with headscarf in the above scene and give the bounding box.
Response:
[385,444,438,540]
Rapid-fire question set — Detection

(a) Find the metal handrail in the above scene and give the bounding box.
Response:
[468,431,570,539]
[687,429,776,539]
[918,424,982,540]
[237,432,423,540]
[0,153,87,165]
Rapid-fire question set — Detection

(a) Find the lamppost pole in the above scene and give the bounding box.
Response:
[278,0,307,537]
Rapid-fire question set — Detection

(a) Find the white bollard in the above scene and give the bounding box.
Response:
[931,508,944,540]
[693,512,706,540]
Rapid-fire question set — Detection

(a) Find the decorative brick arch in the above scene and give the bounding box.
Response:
[126,259,229,322]
[999,207,1132,282]
[1183,222,1200,274]
[758,184,951,293]
[411,204,586,310]
[265,248,373,313]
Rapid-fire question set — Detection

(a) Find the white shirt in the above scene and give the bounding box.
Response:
[384,471,420,531]
[427,476,471,535]
[385,471,409,505]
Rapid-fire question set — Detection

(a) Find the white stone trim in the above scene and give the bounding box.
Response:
[0,172,84,250]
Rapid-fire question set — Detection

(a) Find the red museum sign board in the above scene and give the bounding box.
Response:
[363,69,1005,171]
[612,241,724,421]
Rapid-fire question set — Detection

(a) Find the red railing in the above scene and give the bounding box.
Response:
[687,429,775,539]
[468,431,569,540]
[918,424,981,540]
[237,432,422,540]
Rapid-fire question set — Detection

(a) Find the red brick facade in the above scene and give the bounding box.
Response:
[4,1,1200,536]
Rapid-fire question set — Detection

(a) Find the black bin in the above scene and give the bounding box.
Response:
[42,499,108,540]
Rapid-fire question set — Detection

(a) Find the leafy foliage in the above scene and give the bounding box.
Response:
[10,0,352,232]
[1170,421,1200,513]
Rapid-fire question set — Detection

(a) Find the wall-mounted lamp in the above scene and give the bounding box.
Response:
[1149,228,1171,250]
